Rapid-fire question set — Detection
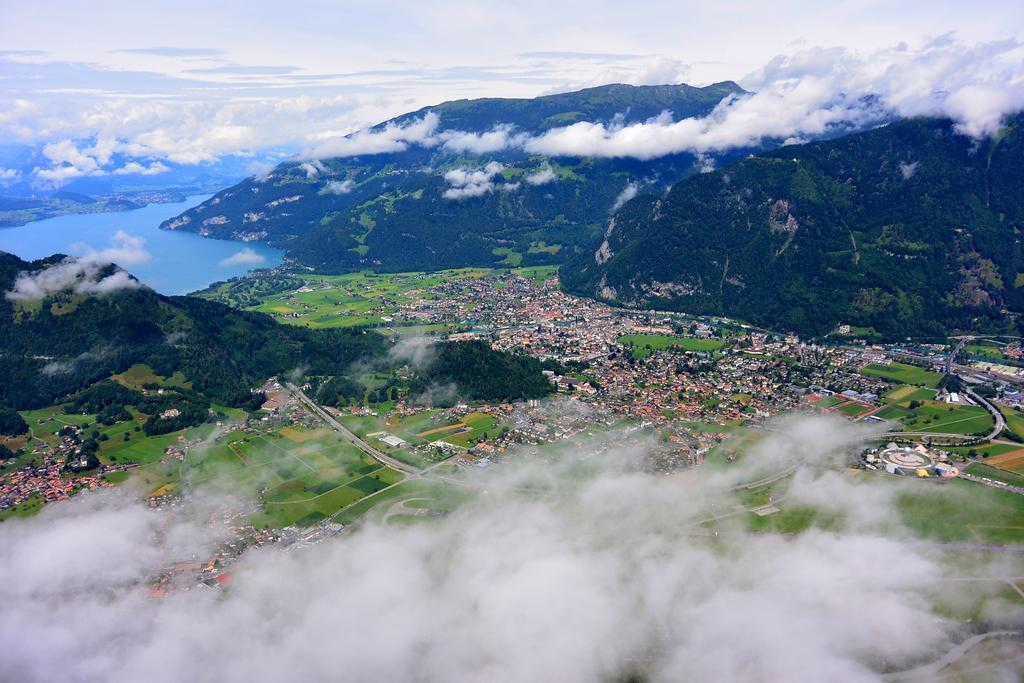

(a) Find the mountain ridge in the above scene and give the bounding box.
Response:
[158,82,757,272]
[560,114,1024,338]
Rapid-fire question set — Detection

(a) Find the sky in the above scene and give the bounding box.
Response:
[0,1,1023,177]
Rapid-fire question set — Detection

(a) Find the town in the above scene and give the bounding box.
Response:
[5,266,1024,595]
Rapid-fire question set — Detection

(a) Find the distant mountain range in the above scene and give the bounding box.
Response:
[159,82,758,272]
[18,81,1023,339]
[561,115,1024,338]
[0,145,281,227]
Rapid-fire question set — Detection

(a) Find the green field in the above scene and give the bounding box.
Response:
[339,408,509,453]
[491,247,523,266]
[198,267,556,330]
[873,400,994,435]
[963,341,1006,360]
[859,362,943,387]
[946,442,1021,458]
[168,426,408,528]
[618,334,725,358]
[10,405,413,528]
[897,478,1024,544]
[0,494,44,521]
[996,403,1024,441]
[837,402,872,417]
[881,385,938,405]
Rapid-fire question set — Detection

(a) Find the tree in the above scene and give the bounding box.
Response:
[0,408,28,437]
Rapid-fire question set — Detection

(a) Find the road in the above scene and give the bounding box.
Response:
[964,387,1007,441]
[947,336,970,373]
[284,382,421,475]
[958,470,1024,496]
[884,631,1022,681]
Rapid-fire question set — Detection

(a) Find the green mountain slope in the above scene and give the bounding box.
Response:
[0,253,553,410]
[560,115,1024,338]
[160,82,748,272]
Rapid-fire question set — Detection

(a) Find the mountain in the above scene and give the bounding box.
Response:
[0,143,286,227]
[0,253,553,412]
[160,82,751,272]
[560,115,1024,338]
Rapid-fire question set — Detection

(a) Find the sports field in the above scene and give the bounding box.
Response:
[837,402,873,417]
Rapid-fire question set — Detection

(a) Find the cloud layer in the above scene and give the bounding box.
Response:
[3,36,1022,183]
[1,416,1018,682]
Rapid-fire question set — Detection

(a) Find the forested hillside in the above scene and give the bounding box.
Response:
[160,82,749,272]
[561,115,1024,338]
[0,253,553,410]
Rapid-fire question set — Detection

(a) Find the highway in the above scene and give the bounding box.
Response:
[946,336,970,373]
[284,382,421,475]
[965,387,1007,441]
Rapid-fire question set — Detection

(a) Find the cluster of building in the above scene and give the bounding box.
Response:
[0,420,130,514]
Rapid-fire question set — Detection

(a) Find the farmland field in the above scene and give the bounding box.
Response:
[873,400,994,435]
[986,447,1024,473]
[859,362,943,387]
[13,409,411,528]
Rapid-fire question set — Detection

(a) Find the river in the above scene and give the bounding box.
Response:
[0,195,285,295]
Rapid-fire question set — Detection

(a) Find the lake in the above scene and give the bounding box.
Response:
[0,195,285,295]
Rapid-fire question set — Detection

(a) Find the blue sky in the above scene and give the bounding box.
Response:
[1,0,1022,179]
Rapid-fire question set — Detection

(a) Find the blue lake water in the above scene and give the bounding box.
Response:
[0,195,285,295]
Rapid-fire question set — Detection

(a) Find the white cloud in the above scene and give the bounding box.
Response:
[5,231,149,300]
[77,230,151,266]
[0,167,20,180]
[899,161,919,179]
[3,37,1022,176]
[112,160,169,175]
[219,247,267,267]
[298,160,325,178]
[320,179,355,195]
[525,164,557,185]
[442,161,504,199]
[610,182,638,212]
[303,113,441,160]
[632,56,692,86]
[0,416,1008,682]
[517,38,1024,161]
[439,124,522,154]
